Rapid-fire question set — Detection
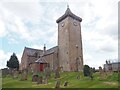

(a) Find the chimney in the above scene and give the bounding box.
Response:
[43,44,46,55]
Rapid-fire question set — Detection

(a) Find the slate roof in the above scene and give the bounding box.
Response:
[25,47,43,56]
[35,57,48,64]
[45,46,58,55]
[56,7,82,23]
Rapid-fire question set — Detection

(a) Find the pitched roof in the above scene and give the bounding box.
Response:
[45,46,58,55]
[23,46,58,58]
[56,7,82,23]
[25,47,43,56]
[35,57,48,64]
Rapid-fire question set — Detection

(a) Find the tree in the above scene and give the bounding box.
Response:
[83,65,90,76]
[7,53,19,70]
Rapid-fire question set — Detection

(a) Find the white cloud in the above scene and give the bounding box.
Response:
[30,45,43,50]
[0,1,43,22]
[0,50,11,69]
[0,49,22,69]
[0,0,118,69]
[0,20,6,37]
[16,52,22,63]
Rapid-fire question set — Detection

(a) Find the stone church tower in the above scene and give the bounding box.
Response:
[56,6,83,71]
[20,6,84,72]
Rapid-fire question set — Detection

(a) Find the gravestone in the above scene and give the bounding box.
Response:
[99,67,103,74]
[64,81,68,86]
[99,66,105,79]
[55,67,60,78]
[76,75,80,80]
[37,76,43,84]
[43,78,48,84]
[32,75,38,82]
[55,80,60,89]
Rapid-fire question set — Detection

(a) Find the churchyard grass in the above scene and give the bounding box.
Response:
[2,72,119,88]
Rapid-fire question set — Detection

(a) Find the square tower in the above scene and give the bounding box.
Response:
[56,7,83,71]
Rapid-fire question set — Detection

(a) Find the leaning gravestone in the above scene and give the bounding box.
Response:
[37,76,43,84]
[32,75,38,82]
[55,80,60,89]
[55,67,60,78]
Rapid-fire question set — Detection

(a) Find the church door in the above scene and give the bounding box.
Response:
[40,64,44,72]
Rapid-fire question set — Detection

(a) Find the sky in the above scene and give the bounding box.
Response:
[0,0,118,69]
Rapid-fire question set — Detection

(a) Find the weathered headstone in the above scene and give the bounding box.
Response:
[55,80,60,89]
[32,75,38,82]
[99,66,103,75]
[55,67,60,78]
[37,76,43,84]
[76,75,80,80]
[99,66,105,79]
[43,78,48,84]
[64,81,68,86]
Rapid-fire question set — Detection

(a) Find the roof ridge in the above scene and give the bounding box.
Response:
[56,7,82,23]
[25,47,43,51]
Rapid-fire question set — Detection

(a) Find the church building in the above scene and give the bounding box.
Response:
[20,6,83,72]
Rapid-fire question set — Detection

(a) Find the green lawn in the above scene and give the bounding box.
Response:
[2,72,119,88]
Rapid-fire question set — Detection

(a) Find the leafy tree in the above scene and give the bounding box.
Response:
[83,65,90,76]
[7,53,19,70]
